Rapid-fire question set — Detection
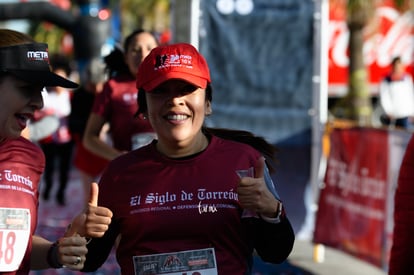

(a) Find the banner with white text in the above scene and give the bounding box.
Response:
[313,127,411,269]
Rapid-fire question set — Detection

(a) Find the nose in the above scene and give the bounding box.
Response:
[166,91,185,106]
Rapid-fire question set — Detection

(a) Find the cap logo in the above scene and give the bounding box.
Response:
[0,43,78,88]
[27,50,49,62]
[136,43,211,92]
[154,54,193,71]
[155,54,168,68]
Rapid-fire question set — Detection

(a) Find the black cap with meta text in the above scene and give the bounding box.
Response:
[0,43,78,88]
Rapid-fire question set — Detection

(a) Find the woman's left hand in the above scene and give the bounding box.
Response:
[237,157,280,218]
[56,235,87,270]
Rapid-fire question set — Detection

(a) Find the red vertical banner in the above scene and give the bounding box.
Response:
[314,128,389,267]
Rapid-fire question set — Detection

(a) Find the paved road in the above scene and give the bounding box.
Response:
[287,239,386,275]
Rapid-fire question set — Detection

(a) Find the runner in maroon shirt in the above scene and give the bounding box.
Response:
[0,29,112,274]
[83,29,158,161]
[83,43,294,274]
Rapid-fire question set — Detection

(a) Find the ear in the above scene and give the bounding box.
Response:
[205,100,212,116]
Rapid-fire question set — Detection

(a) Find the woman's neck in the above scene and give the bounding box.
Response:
[156,133,209,159]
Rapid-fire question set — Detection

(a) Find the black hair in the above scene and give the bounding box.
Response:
[104,46,129,77]
[391,56,401,66]
[123,29,159,53]
[136,84,277,172]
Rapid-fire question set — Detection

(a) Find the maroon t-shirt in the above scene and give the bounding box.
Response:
[99,135,262,274]
[389,134,414,275]
[0,137,45,274]
[92,75,154,152]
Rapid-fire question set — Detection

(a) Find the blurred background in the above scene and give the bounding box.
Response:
[0,0,413,274]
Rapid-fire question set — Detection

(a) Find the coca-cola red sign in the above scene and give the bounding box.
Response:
[328,0,414,96]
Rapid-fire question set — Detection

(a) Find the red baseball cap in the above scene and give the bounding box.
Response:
[136,43,211,92]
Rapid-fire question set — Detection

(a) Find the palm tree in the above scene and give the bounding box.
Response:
[118,0,169,37]
[332,0,412,126]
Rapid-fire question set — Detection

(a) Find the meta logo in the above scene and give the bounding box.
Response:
[27,51,49,61]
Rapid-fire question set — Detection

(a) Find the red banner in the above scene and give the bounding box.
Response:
[314,128,389,266]
[328,0,414,96]
[314,128,412,269]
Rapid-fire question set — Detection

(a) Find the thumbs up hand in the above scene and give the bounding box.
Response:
[237,157,280,218]
[66,182,113,238]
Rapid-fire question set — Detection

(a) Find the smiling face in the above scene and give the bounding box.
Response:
[0,74,44,142]
[124,32,158,78]
[145,79,212,157]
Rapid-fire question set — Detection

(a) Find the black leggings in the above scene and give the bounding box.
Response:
[40,141,74,201]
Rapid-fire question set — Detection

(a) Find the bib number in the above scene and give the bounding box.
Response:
[133,248,217,275]
[0,208,31,272]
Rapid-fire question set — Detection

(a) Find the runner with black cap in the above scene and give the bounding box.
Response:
[0,28,113,275]
[0,43,78,89]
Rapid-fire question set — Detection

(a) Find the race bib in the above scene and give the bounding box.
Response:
[0,208,31,272]
[133,248,217,275]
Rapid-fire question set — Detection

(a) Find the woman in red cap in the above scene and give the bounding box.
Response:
[82,43,294,274]
[0,28,112,274]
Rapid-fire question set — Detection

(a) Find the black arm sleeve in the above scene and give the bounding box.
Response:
[82,220,120,272]
[246,215,295,264]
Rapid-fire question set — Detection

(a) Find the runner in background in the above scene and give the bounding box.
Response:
[36,54,75,206]
[83,29,159,161]
[69,58,110,204]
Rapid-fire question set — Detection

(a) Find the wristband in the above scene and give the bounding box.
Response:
[47,241,63,268]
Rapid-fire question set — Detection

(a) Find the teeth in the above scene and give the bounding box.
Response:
[167,114,187,120]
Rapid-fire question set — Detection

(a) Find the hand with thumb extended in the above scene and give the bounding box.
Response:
[66,182,113,238]
[254,156,265,179]
[237,157,278,216]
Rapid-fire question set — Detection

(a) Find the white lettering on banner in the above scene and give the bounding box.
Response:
[330,8,414,68]
[326,159,386,199]
[325,194,384,220]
